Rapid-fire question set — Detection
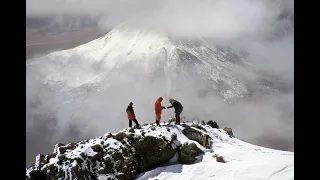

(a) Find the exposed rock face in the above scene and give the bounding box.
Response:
[207,120,219,129]
[26,122,229,180]
[179,142,204,164]
[223,127,235,138]
[182,125,211,148]
[132,136,177,171]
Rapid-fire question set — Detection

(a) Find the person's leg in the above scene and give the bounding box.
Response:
[133,119,140,127]
[175,109,182,125]
[156,113,161,126]
[129,120,132,128]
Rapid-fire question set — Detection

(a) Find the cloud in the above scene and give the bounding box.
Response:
[27,0,293,37]
[26,0,294,167]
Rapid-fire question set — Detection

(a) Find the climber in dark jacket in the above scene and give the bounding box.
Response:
[167,99,183,125]
[126,102,140,128]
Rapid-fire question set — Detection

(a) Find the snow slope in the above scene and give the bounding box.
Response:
[136,123,294,180]
[26,121,294,180]
[27,21,255,101]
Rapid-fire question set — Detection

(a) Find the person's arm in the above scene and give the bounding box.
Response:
[131,108,135,116]
[167,102,175,109]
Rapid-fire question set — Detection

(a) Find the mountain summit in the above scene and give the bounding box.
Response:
[27,22,263,102]
[26,120,294,180]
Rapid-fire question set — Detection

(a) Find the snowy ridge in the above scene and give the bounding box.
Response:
[27,22,253,101]
[26,120,294,180]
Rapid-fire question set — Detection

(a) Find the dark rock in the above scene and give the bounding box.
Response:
[91,144,104,153]
[58,147,67,154]
[71,165,87,180]
[171,133,177,141]
[179,142,204,164]
[80,152,86,159]
[116,173,126,180]
[113,132,126,141]
[126,133,135,142]
[58,142,77,154]
[103,143,110,149]
[106,133,113,138]
[46,164,58,176]
[73,157,84,164]
[182,126,211,148]
[202,134,211,149]
[92,153,103,162]
[29,170,47,180]
[103,158,113,173]
[129,128,135,133]
[132,136,177,169]
[207,120,219,128]
[113,151,124,162]
[223,127,235,137]
[58,154,67,162]
[216,156,226,163]
[162,136,167,141]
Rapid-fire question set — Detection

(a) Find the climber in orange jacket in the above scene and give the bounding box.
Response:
[126,102,140,128]
[154,97,166,126]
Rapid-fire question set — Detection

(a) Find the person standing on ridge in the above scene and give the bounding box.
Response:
[167,98,183,125]
[126,102,140,128]
[154,97,166,126]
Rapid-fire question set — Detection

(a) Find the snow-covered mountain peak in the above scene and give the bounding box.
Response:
[28,22,253,101]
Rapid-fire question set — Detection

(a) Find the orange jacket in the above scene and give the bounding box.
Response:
[154,97,164,114]
[126,106,136,119]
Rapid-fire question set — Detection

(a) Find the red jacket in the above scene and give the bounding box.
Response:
[154,97,164,114]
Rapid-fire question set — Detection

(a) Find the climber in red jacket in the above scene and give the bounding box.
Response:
[154,97,166,126]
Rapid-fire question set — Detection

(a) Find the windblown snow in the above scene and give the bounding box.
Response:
[26,121,294,180]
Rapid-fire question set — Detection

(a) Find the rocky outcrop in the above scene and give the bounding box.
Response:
[207,120,219,129]
[212,154,226,163]
[179,142,204,164]
[131,135,177,172]
[223,127,235,138]
[182,125,211,149]
[26,122,231,180]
